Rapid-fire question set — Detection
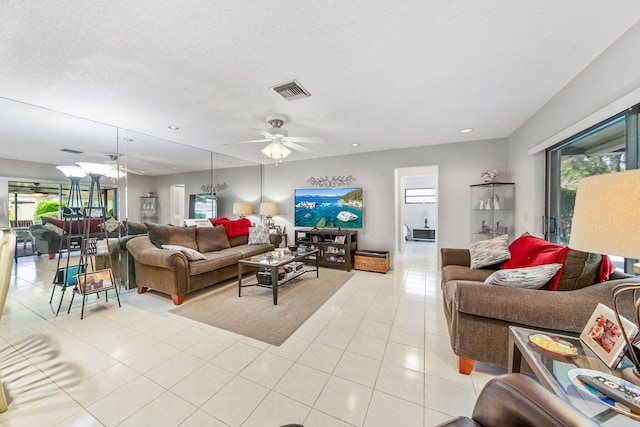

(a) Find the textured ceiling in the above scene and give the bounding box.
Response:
[2,1,640,168]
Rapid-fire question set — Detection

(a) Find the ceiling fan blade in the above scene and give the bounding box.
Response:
[223,139,270,145]
[250,128,277,140]
[283,141,313,153]
[288,136,324,144]
[123,167,147,175]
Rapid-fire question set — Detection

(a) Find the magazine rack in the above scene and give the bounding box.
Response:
[50,208,85,315]
[66,206,121,319]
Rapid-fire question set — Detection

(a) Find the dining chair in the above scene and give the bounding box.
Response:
[0,232,17,412]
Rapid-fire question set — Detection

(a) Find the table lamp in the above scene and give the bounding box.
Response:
[570,169,640,385]
[233,202,252,218]
[259,202,278,228]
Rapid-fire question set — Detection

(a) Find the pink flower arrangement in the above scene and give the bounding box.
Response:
[480,169,500,180]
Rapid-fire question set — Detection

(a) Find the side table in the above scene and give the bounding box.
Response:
[508,325,634,425]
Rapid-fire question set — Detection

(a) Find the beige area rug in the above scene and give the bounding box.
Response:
[169,268,354,346]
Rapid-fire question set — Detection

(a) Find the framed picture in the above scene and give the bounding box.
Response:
[82,238,109,256]
[334,235,346,244]
[77,269,115,295]
[580,303,638,368]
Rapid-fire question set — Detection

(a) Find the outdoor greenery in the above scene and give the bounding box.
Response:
[559,153,625,244]
[34,201,61,221]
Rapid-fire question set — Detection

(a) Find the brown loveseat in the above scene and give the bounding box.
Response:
[441,243,639,375]
[127,222,281,305]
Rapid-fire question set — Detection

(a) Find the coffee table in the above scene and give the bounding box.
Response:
[509,325,638,425]
[237,249,319,305]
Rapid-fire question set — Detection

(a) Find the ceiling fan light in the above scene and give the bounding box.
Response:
[261,142,292,160]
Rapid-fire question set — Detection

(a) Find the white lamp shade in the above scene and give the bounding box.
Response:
[76,162,114,176]
[259,202,278,217]
[56,165,87,178]
[569,169,640,259]
[261,142,292,159]
[233,202,252,216]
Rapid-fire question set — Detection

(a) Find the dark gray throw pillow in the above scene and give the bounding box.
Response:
[146,222,198,251]
[197,226,231,252]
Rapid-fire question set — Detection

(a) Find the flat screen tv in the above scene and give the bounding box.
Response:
[188,193,217,219]
[294,187,363,228]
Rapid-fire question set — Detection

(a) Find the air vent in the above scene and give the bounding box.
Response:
[270,80,311,101]
[60,148,83,154]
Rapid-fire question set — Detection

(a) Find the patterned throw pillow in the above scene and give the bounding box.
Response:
[248,226,271,245]
[100,218,120,233]
[469,234,511,269]
[161,244,207,260]
[484,264,563,289]
[43,222,64,236]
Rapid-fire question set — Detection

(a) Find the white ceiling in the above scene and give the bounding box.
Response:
[2,1,640,168]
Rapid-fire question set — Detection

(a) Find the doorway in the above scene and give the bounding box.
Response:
[170,184,185,226]
[395,165,438,256]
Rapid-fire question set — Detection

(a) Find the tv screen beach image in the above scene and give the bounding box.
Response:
[295,188,363,228]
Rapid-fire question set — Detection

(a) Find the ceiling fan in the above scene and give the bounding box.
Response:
[227,114,323,159]
[104,153,147,176]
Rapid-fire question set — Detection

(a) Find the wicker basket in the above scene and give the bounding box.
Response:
[354,250,389,273]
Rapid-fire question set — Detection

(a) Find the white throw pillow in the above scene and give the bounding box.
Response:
[183,218,214,228]
[161,244,207,260]
[484,263,563,289]
[248,226,271,245]
[469,234,511,269]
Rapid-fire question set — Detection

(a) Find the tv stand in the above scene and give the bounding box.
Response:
[295,229,357,271]
[412,228,435,242]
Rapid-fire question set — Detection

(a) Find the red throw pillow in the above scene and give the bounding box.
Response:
[211,217,251,238]
[501,235,570,291]
[210,217,229,225]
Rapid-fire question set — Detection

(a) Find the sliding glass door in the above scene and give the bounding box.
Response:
[546,105,640,272]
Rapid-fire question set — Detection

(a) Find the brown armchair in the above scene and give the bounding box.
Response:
[436,373,596,427]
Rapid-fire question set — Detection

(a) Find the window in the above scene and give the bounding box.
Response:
[405,188,436,204]
[546,105,640,272]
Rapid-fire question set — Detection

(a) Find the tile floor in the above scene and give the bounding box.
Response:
[0,242,504,426]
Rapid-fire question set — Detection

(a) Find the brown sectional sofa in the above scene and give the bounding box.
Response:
[127,223,281,305]
[440,246,639,375]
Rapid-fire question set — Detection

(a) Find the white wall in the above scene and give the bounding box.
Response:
[508,21,640,239]
[147,164,262,225]
[263,138,508,254]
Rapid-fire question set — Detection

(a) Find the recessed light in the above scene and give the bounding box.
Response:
[459,128,474,134]
[351,143,360,147]
[168,125,180,130]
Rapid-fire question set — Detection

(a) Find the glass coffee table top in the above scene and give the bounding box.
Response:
[239,249,318,267]
[509,326,638,426]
